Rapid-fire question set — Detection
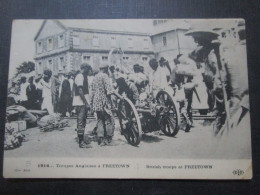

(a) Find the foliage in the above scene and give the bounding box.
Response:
[15,61,35,76]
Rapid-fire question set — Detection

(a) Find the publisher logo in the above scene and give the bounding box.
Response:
[233,169,244,176]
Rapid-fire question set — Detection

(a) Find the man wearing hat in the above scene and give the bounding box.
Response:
[73,63,92,148]
[220,20,249,130]
[186,29,219,113]
[90,63,115,146]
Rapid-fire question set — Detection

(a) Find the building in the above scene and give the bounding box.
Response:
[34,20,154,76]
[151,19,196,68]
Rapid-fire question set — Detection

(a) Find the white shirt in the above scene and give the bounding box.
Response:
[19,83,28,101]
[72,73,89,106]
[40,79,51,98]
[150,66,170,90]
[69,78,74,91]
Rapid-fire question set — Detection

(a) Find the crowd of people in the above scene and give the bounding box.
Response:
[9,71,74,117]
[8,21,249,149]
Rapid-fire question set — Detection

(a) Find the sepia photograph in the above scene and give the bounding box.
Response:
[3,19,252,179]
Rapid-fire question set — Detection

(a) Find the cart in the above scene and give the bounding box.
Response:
[114,90,180,146]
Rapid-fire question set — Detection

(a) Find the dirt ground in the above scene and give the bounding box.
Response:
[4,117,251,159]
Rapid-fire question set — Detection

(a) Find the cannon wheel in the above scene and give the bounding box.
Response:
[156,90,180,137]
[117,97,142,146]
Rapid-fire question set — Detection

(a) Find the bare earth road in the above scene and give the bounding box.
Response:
[4,117,251,159]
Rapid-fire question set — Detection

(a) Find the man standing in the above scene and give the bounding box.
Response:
[90,63,115,146]
[19,76,28,108]
[26,76,38,110]
[34,74,43,110]
[51,75,60,113]
[59,72,72,117]
[73,63,91,148]
[40,69,54,114]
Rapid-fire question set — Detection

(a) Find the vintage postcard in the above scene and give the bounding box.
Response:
[3,19,252,179]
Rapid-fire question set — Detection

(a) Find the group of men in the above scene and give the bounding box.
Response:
[13,70,74,117]
[184,20,249,136]
[73,63,115,148]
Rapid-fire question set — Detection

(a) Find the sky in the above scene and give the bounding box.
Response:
[9,20,43,79]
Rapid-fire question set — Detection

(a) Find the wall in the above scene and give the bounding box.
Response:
[72,30,153,53]
[35,52,68,75]
[34,24,70,59]
[68,51,154,74]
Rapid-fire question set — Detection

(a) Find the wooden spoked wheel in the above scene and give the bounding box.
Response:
[156,90,180,137]
[118,97,142,146]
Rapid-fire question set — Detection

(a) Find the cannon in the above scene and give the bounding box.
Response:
[114,90,180,146]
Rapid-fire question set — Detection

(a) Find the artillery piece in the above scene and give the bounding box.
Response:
[114,90,180,146]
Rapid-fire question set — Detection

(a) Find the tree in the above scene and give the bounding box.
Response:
[15,61,35,76]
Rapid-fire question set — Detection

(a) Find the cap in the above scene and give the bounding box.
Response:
[159,57,166,64]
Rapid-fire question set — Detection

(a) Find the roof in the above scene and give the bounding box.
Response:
[34,20,67,41]
[68,27,151,36]
[35,19,154,40]
[61,19,154,34]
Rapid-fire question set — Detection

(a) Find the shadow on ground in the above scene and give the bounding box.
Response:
[141,134,164,143]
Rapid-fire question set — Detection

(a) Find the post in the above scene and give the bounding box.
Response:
[176,29,181,55]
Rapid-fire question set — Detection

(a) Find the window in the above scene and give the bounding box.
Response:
[111,37,116,47]
[142,57,148,61]
[102,56,108,61]
[163,35,167,46]
[123,56,129,61]
[58,34,65,47]
[82,55,91,62]
[47,38,53,51]
[128,38,133,48]
[48,59,53,70]
[93,35,99,47]
[37,41,42,53]
[59,57,65,70]
[143,38,149,49]
[38,62,43,74]
[73,34,80,46]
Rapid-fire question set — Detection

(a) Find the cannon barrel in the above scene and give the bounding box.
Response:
[136,105,168,117]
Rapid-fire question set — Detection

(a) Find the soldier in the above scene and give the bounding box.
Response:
[173,54,198,131]
[185,30,227,135]
[116,76,139,105]
[90,63,115,146]
[73,63,92,148]
[221,20,249,126]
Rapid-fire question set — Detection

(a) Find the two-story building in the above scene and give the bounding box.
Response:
[151,19,196,68]
[34,20,155,75]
